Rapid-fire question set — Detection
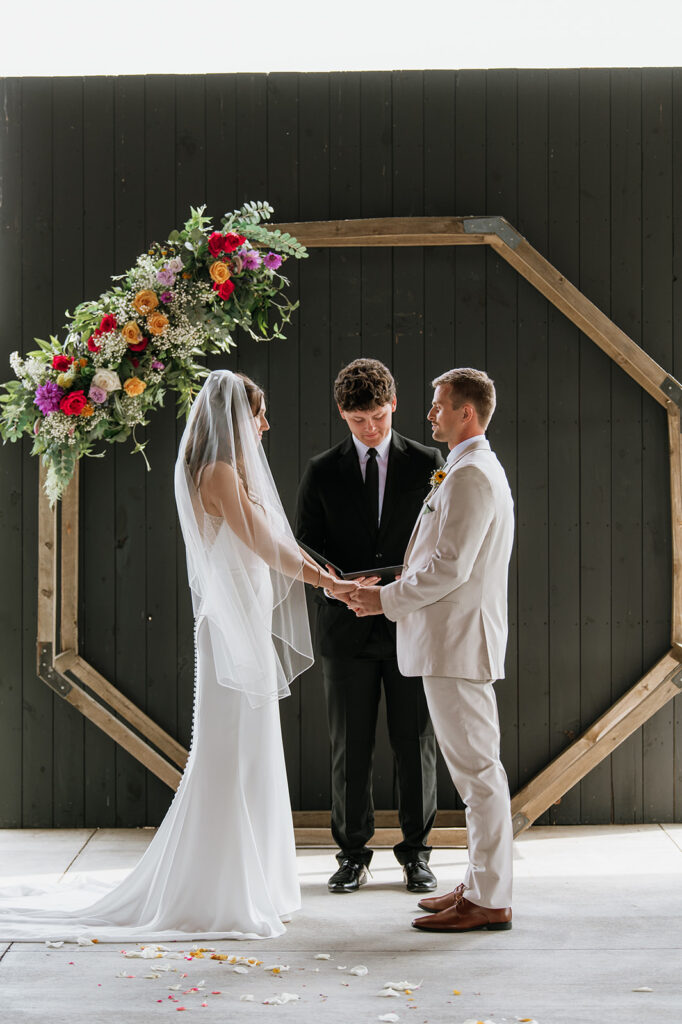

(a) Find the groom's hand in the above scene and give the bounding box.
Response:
[348,585,383,617]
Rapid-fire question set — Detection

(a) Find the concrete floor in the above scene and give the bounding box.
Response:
[0,825,681,1024]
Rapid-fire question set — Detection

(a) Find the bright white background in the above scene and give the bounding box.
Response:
[2,0,681,76]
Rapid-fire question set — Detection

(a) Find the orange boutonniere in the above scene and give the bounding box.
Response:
[429,468,447,489]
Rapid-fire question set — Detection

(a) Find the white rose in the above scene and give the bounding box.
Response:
[92,369,122,393]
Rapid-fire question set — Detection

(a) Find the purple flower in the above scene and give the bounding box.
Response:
[89,385,108,405]
[151,360,165,370]
[168,257,183,274]
[34,380,64,415]
[159,291,174,304]
[241,249,262,270]
[156,268,175,287]
[263,251,283,270]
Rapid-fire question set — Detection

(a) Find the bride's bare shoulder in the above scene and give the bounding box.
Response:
[201,460,237,487]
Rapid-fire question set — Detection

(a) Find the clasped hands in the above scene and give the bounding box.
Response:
[326,565,384,617]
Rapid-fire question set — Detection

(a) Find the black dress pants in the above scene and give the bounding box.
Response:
[322,625,437,867]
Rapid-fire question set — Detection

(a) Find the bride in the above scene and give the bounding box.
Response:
[0,369,359,941]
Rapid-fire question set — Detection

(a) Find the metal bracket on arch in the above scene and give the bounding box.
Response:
[463,216,524,250]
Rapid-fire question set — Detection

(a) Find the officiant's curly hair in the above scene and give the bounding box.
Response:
[432,368,496,428]
[333,358,396,411]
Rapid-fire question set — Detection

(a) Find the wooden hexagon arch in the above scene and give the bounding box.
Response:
[37,215,682,843]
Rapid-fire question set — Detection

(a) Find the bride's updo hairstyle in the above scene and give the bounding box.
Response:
[185,371,264,489]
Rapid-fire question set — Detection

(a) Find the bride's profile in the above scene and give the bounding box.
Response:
[0,369,357,941]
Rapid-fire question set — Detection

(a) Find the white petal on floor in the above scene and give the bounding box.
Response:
[263,992,300,1005]
[314,953,332,960]
[378,1015,400,1023]
[349,965,369,976]
[383,980,422,991]
[632,986,653,992]
[45,940,64,948]
[240,994,255,1002]
[378,988,402,998]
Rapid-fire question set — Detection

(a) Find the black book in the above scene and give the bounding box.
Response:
[298,541,402,585]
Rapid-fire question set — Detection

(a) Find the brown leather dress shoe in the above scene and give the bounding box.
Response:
[417,882,466,913]
[412,897,512,932]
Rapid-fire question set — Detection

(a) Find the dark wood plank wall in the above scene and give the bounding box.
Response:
[0,70,680,827]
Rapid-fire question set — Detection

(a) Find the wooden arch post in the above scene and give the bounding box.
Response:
[37,216,682,843]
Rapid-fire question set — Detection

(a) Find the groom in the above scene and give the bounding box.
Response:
[295,359,443,894]
[350,368,515,931]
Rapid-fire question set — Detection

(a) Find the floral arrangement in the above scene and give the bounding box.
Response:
[429,467,448,489]
[0,202,307,503]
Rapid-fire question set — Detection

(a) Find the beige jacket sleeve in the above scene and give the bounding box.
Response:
[380,465,494,621]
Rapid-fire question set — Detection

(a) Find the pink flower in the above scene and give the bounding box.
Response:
[152,360,165,370]
[263,251,283,270]
[89,385,108,404]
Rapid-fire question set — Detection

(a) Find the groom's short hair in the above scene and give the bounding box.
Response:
[432,368,496,428]
[334,358,396,411]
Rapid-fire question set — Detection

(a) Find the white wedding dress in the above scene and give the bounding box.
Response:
[0,517,300,942]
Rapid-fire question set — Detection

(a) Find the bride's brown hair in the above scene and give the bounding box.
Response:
[185,372,265,490]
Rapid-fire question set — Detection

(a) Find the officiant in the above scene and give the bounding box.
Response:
[295,359,444,894]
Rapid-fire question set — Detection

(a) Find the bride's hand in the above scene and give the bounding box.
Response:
[325,565,380,604]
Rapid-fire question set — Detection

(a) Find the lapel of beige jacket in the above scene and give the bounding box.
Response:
[404,437,491,567]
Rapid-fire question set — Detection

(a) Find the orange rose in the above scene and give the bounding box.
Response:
[209,260,231,284]
[124,377,146,397]
[79,357,88,368]
[132,290,159,315]
[182,272,192,280]
[80,402,94,417]
[121,321,143,345]
[147,312,169,336]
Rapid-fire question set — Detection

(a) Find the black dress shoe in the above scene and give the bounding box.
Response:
[327,859,369,893]
[403,860,437,892]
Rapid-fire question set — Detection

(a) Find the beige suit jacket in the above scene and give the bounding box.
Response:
[380,438,514,680]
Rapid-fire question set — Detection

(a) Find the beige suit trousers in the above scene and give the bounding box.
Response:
[423,676,513,909]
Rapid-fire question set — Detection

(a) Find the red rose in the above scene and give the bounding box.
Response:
[213,279,235,301]
[131,357,140,368]
[128,336,149,352]
[222,232,246,254]
[99,314,117,333]
[208,232,225,257]
[86,336,101,353]
[52,354,73,372]
[60,390,88,416]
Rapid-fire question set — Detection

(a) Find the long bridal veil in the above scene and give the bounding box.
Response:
[175,369,313,706]
[0,369,313,941]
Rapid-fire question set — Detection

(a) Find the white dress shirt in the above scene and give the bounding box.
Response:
[445,433,486,469]
[352,432,392,524]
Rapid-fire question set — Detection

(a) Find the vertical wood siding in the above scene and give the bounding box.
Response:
[0,70,679,826]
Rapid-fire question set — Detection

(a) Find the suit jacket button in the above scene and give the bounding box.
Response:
[376,553,382,560]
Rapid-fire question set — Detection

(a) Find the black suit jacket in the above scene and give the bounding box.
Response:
[295,430,444,658]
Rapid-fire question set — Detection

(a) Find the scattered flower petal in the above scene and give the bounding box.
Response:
[314,954,332,960]
[262,993,300,1005]
[379,1015,401,1023]
[233,966,249,974]
[115,971,136,979]
[46,940,64,948]
[263,964,290,973]
[337,965,347,971]
[76,936,94,945]
[350,965,369,976]
[632,987,653,993]
[384,981,422,992]
[379,988,402,998]
[240,995,255,1002]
